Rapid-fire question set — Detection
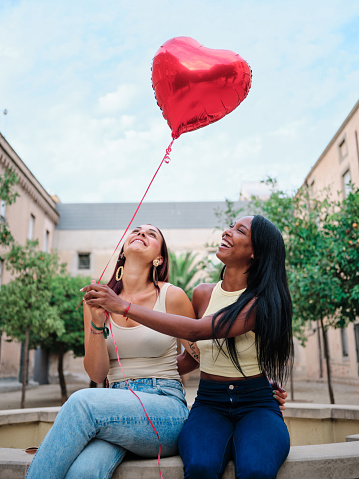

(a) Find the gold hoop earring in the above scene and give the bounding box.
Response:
[115,266,124,282]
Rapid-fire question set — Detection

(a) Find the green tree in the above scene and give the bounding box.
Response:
[168,250,201,301]
[325,187,359,323]
[0,241,64,408]
[250,180,359,403]
[0,169,19,247]
[40,274,91,403]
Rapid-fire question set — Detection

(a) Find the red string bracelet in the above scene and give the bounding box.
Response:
[124,302,131,318]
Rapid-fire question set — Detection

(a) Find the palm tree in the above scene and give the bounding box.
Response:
[168,251,200,300]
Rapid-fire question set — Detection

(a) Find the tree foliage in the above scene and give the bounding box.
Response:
[0,169,90,404]
[250,180,359,328]
[39,274,91,402]
[43,275,90,356]
[0,240,65,407]
[0,241,65,343]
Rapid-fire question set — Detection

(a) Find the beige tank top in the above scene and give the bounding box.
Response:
[106,283,181,383]
[196,281,261,377]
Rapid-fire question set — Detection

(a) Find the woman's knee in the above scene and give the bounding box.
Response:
[64,388,96,410]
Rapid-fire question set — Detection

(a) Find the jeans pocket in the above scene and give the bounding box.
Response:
[157,385,187,405]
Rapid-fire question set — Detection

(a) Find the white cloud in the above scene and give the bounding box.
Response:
[98,85,138,114]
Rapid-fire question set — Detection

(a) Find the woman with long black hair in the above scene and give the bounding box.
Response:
[82,215,293,479]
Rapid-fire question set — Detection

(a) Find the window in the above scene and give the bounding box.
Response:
[341,328,349,357]
[338,136,348,162]
[0,201,5,221]
[28,214,35,240]
[342,170,351,198]
[78,253,90,270]
[44,230,50,252]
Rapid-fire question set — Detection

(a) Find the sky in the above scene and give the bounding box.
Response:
[0,0,358,204]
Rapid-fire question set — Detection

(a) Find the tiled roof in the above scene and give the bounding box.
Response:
[56,201,249,230]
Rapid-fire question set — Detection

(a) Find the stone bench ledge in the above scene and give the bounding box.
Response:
[1,442,359,479]
[285,402,359,420]
[0,407,60,426]
[3,403,359,425]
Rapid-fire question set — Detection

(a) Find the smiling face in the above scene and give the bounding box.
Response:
[216,216,254,267]
[124,224,163,264]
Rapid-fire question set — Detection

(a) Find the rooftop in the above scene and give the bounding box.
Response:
[55,201,249,230]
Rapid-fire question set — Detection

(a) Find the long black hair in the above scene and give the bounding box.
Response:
[212,215,293,384]
[107,225,169,296]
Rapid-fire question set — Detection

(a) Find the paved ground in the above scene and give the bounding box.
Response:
[0,376,358,410]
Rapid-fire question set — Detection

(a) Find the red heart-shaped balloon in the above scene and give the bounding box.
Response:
[152,37,252,139]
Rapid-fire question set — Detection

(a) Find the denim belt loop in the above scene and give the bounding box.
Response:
[152,377,157,388]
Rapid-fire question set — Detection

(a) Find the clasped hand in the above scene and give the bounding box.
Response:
[81,283,127,320]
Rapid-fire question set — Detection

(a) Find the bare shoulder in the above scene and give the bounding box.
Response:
[158,281,188,300]
[193,283,216,301]
[192,283,216,318]
[163,283,195,317]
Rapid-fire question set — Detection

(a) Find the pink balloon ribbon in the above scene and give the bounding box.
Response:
[97,139,174,283]
[94,140,175,479]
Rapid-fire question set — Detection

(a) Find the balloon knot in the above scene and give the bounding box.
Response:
[163,139,174,164]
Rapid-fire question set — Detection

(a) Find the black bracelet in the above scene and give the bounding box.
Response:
[90,320,109,339]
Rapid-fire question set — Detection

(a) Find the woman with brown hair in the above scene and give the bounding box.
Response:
[26,224,196,479]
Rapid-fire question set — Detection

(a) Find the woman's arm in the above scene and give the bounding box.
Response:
[165,285,200,363]
[83,301,110,383]
[81,283,256,341]
[177,349,200,375]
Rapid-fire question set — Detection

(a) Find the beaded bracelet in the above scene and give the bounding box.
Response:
[90,329,103,335]
[90,320,109,339]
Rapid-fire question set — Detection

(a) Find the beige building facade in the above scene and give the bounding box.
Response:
[52,201,248,282]
[304,99,359,197]
[294,100,359,384]
[0,133,59,380]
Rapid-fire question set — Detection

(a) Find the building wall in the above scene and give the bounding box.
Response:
[53,227,222,282]
[0,133,59,379]
[305,100,359,197]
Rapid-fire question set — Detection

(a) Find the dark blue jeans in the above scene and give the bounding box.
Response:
[178,377,290,479]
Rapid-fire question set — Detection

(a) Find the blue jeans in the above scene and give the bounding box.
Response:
[26,378,189,479]
[178,377,290,479]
